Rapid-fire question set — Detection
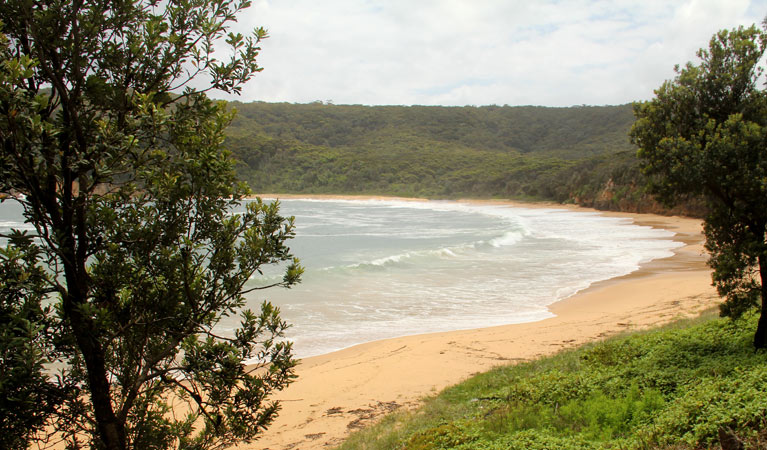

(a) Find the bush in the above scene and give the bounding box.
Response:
[336,312,767,450]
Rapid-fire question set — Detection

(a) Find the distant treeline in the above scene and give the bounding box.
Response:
[225,101,703,216]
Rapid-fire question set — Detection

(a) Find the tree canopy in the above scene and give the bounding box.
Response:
[0,1,302,449]
[223,102,705,215]
[631,23,767,347]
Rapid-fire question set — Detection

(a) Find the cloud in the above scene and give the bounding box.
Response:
[213,0,767,106]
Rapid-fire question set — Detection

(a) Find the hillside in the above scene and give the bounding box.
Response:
[228,102,635,158]
[225,102,701,215]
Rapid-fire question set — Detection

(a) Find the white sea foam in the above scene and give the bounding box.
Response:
[0,198,683,360]
[488,230,525,247]
[348,244,468,270]
[369,253,407,266]
[228,199,689,358]
[0,221,32,229]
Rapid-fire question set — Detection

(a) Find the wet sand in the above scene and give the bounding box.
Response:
[241,196,718,450]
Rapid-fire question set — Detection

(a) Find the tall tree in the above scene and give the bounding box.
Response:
[631,23,767,348]
[0,1,302,449]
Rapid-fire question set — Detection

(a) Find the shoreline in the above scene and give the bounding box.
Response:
[243,195,718,450]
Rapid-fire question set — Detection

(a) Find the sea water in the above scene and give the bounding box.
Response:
[0,198,682,358]
[236,199,682,357]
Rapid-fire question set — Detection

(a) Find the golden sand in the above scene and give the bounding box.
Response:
[241,196,717,450]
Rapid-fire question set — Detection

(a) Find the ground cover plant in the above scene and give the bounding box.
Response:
[335,311,767,450]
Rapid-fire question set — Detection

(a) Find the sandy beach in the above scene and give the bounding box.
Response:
[242,197,719,450]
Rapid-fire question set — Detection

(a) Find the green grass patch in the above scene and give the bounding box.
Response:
[335,311,767,449]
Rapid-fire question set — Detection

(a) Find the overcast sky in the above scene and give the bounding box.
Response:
[213,0,767,107]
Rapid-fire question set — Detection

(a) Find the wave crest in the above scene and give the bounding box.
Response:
[488,231,525,248]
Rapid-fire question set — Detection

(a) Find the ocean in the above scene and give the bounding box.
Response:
[236,198,681,357]
[0,198,682,358]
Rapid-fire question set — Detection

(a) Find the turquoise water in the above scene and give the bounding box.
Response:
[235,199,682,357]
[0,198,682,358]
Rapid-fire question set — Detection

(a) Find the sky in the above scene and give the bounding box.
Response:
[214,0,767,107]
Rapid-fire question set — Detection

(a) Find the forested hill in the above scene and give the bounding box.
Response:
[225,102,701,215]
[228,102,635,158]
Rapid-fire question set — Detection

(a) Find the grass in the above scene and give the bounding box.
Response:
[334,310,767,450]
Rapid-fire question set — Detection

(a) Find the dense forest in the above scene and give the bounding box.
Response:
[226,101,702,215]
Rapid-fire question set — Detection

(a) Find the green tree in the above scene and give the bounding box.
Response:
[0,1,302,449]
[631,23,767,348]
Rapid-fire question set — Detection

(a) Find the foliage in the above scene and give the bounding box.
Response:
[336,312,767,450]
[0,1,302,449]
[0,236,64,449]
[225,103,637,201]
[228,131,574,200]
[227,102,636,159]
[225,101,703,215]
[631,23,767,347]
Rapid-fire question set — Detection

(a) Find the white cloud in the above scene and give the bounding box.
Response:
[212,0,767,106]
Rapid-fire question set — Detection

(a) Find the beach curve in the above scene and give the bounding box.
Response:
[239,196,718,450]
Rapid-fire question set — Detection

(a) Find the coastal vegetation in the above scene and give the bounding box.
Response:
[333,21,767,450]
[0,1,300,449]
[2,0,766,447]
[632,23,767,349]
[224,102,703,216]
[336,311,767,450]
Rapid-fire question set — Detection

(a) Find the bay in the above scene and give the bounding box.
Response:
[0,198,683,359]
[235,199,682,357]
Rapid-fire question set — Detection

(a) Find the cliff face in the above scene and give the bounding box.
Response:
[572,178,707,218]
